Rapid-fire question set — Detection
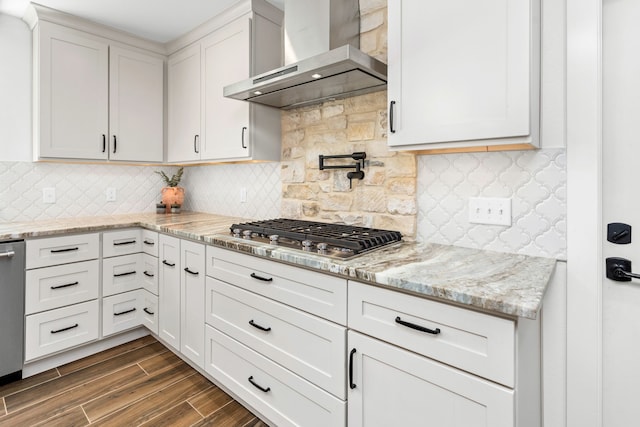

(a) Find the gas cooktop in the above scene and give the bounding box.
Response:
[230,218,403,259]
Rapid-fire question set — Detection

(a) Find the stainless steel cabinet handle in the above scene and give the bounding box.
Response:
[0,251,15,258]
[194,135,200,154]
[241,126,247,149]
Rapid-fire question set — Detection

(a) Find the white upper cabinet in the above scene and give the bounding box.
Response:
[109,46,163,162]
[167,44,201,163]
[167,1,282,164]
[34,20,164,162]
[387,0,540,151]
[36,22,109,160]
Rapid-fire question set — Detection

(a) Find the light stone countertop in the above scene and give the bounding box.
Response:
[0,212,556,319]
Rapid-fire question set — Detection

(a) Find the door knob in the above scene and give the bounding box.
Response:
[606,257,640,282]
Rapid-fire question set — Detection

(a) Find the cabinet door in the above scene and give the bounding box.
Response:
[37,21,108,160]
[167,43,201,162]
[201,18,251,160]
[158,234,180,350]
[181,240,205,367]
[109,46,163,162]
[347,331,513,427]
[387,0,534,147]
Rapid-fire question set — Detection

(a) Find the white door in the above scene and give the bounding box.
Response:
[180,240,205,368]
[602,1,640,424]
[158,234,180,350]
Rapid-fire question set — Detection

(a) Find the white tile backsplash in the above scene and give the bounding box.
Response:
[416,149,566,260]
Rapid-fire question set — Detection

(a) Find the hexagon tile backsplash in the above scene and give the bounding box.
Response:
[416,149,567,260]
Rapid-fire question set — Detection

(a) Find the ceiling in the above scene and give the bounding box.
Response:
[0,0,284,43]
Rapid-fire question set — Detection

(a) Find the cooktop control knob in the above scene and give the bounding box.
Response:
[242,230,253,239]
[232,228,241,237]
[317,242,328,251]
[269,234,279,243]
[302,240,313,250]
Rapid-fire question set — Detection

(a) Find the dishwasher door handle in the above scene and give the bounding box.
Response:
[0,251,15,258]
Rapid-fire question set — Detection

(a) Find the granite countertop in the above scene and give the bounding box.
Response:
[0,212,556,320]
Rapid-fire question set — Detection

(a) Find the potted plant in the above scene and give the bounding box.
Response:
[156,167,184,213]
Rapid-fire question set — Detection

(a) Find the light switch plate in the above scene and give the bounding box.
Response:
[42,187,56,204]
[469,197,512,226]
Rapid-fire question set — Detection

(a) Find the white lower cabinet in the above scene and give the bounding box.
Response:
[347,330,513,427]
[205,326,346,427]
[158,234,181,350]
[25,300,99,361]
[180,239,205,368]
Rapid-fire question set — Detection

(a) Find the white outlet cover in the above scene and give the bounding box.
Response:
[106,187,117,202]
[469,197,512,226]
[42,187,56,204]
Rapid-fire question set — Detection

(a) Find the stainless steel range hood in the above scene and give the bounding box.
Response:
[223,0,387,110]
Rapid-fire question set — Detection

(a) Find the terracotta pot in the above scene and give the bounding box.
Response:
[161,187,184,213]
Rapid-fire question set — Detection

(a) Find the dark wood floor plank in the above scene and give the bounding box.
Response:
[244,418,269,427]
[0,364,145,426]
[5,341,166,413]
[91,374,213,427]
[137,349,184,375]
[0,369,60,399]
[188,384,233,417]
[138,401,203,427]
[82,360,196,422]
[191,400,256,427]
[57,335,157,376]
[33,406,89,427]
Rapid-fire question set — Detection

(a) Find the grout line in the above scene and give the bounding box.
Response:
[241,416,258,427]
[80,405,90,425]
[2,396,6,416]
[138,363,150,376]
[188,401,205,419]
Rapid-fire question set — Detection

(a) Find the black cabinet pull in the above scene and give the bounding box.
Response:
[241,126,247,149]
[113,135,117,153]
[162,260,175,267]
[114,307,136,316]
[102,134,106,153]
[143,271,154,278]
[349,348,357,389]
[248,376,270,393]
[395,316,441,335]
[389,100,396,133]
[143,240,155,246]
[194,135,199,153]
[50,281,79,290]
[114,271,136,277]
[50,247,79,254]
[184,267,199,276]
[143,307,154,315]
[249,320,271,332]
[51,323,78,334]
[113,240,136,246]
[250,272,273,282]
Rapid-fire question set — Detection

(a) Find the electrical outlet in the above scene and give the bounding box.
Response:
[468,197,512,226]
[42,187,56,204]
[106,187,117,202]
[240,187,247,203]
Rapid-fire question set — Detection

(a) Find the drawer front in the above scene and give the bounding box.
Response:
[25,260,99,314]
[102,253,144,297]
[142,253,158,295]
[348,281,515,387]
[25,300,99,361]
[140,290,159,335]
[205,326,346,427]
[207,277,346,399]
[141,230,159,257]
[103,229,142,258]
[26,233,99,269]
[102,291,142,336]
[208,247,347,325]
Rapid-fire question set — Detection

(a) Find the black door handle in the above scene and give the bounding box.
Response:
[349,348,357,389]
[113,271,136,277]
[162,260,175,267]
[143,307,154,315]
[114,307,136,316]
[241,126,247,149]
[184,267,199,276]
[50,247,79,253]
[249,319,272,332]
[51,324,78,334]
[194,135,199,153]
[248,376,270,393]
[606,257,640,281]
[143,271,154,278]
[113,135,117,153]
[113,240,136,246]
[395,316,441,335]
[50,281,79,290]
[250,272,273,282]
[389,100,396,133]
[102,134,106,153]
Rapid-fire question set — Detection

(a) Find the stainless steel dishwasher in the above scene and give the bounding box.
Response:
[0,240,25,385]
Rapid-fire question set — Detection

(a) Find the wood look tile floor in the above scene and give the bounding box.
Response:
[0,336,267,426]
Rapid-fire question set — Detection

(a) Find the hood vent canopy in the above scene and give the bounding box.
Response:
[223,0,387,110]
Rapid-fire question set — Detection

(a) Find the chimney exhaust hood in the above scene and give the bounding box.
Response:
[223,0,387,110]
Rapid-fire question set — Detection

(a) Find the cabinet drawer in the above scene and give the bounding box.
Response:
[103,229,142,258]
[205,326,346,427]
[208,247,347,325]
[103,291,142,336]
[25,260,99,314]
[140,290,159,335]
[102,253,144,297]
[141,230,159,257]
[142,253,158,295]
[206,278,346,399]
[25,300,99,361]
[348,281,515,387]
[26,233,99,269]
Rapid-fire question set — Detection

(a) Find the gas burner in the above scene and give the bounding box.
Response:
[229,219,402,259]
